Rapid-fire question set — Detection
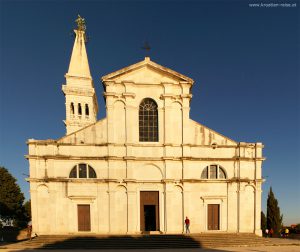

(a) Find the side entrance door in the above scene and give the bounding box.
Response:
[207,204,219,230]
[140,191,159,231]
[78,204,91,231]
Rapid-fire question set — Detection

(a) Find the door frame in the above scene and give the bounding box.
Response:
[201,196,226,232]
[140,191,160,231]
[77,204,91,231]
[207,204,220,230]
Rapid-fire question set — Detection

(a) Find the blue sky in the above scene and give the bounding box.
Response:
[0,0,299,225]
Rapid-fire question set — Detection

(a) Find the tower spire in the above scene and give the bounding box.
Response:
[62,16,98,135]
[67,15,91,78]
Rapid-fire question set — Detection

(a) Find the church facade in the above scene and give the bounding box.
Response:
[27,22,264,236]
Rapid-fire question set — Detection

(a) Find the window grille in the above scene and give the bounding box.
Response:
[139,98,158,142]
[69,164,97,178]
[201,165,227,179]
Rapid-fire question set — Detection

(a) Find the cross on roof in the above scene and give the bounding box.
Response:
[142,41,151,56]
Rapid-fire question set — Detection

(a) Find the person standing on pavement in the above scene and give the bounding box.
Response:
[185,216,190,234]
[269,228,274,238]
[27,220,32,240]
[285,228,289,238]
[265,228,269,237]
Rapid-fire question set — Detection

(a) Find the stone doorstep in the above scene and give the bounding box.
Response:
[142,231,163,235]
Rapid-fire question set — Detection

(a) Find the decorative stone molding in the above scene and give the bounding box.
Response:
[160,94,174,100]
[26,154,266,162]
[123,179,137,183]
[200,195,227,203]
[122,92,136,98]
[103,92,119,98]
[27,140,241,148]
[29,177,255,185]
[180,94,193,99]
[64,74,92,81]
[124,156,136,160]
[162,157,175,160]
[68,196,96,202]
[62,85,95,96]
[161,179,175,183]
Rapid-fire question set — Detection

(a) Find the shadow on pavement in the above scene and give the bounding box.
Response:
[1,235,229,251]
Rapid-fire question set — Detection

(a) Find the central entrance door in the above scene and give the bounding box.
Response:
[78,204,91,231]
[207,204,219,230]
[140,191,159,231]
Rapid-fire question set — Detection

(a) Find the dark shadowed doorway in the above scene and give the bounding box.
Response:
[140,191,159,231]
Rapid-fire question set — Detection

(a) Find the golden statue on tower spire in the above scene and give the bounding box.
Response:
[75,15,86,31]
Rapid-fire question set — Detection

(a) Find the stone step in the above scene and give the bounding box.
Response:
[2,234,271,249]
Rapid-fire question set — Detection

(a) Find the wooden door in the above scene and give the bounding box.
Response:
[140,191,159,231]
[78,205,91,231]
[207,204,219,230]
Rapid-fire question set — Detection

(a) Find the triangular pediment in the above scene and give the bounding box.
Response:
[102,57,194,85]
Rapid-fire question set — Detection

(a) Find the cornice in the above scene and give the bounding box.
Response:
[122,92,136,98]
[25,155,265,162]
[26,177,264,184]
[62,85,95,96]
[101,58,194,85]
[103,92,119,98]
[26,141,239,148]
[160,94,192,100]
[64,74,92,81]
[65,120,94,127]
[200,196,227,202]
[103,92,136,99]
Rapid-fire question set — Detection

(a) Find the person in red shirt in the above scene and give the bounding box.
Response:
[185,216,190,234]
[269,228,274,238]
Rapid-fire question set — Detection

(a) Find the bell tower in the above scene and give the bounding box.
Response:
[62,15,98,135]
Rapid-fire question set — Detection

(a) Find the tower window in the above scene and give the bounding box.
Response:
[70,103,74,116]
[85,104,89,117]
[139,98,158,142]
[78,103,82,116]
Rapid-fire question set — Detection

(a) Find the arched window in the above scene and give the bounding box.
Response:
[69,164,97,178]
[70,103,74,116]
[201,165,227,179]
[85,104,89,117]
[78,103,82,116]
[139,98,158,142]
